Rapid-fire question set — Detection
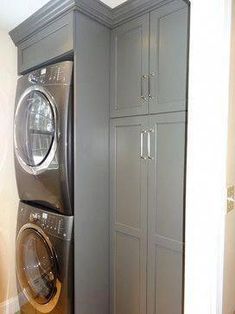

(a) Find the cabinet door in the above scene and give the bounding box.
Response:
[147,112,186,314]
[149,2,189,114]
[110,15,149,118]
[110,116,148,314]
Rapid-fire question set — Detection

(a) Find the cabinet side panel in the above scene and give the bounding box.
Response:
[74,12,110,314]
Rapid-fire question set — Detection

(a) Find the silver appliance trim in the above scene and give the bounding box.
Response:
[16,223,62,313]
[14,85,58,175]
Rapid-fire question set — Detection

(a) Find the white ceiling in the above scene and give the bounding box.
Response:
[101,0,127,8]
[0,0,127,31]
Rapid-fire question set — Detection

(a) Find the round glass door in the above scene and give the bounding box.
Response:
[16,227,57,305]
[14,87,56,173]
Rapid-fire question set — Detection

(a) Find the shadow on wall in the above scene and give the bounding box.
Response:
[0,229,8,308]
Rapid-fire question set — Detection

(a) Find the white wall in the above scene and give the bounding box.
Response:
[0,29,19,314]
[184,0,232,314]
[223,1,235,313]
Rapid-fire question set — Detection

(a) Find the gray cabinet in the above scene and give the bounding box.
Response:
[147,112,186,314]
[110,1,188,117]
[110,116,148,314]
[17,12,74,74]
[10,1,188,314]
[149,3,188,114]
[110,112,186,314]
[110,15,149,117]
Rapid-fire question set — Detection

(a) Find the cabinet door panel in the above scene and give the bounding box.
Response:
[154,121,185,241]
[149,2,189,114]
[110,116,148,314]
[110,15,149,117]
[115,233,141,314]
[154,246,183,314]
[147,112,186,314]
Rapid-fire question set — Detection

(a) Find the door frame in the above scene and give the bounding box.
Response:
[185,0,232,313]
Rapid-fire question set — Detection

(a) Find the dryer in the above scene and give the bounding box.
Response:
[14,61,73,215]
[16,201,74,314]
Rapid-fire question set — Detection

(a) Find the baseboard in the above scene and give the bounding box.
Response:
[0,296,19,314]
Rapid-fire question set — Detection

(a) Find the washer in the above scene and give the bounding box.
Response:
[16,201,74,314]
[14,61,73,215]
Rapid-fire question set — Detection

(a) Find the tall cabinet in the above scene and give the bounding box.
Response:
[110,1,189,313]
[10,0,189,313]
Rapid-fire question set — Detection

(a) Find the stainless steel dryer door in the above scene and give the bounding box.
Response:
[16,224,61,313]
[14,86,58,175]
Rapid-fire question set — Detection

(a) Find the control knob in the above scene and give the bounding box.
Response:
[28,73,38,84]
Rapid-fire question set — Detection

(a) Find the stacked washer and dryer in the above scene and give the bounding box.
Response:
[14,61,74,314]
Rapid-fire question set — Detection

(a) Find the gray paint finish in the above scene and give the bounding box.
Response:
[147,112,186,314]
[149,112,186,242]
[110,116,148,314]
[110,15,149,117]
[9,0,188,46]
[74,12,110,314]
[18,12,74,74]
[149,1,188,114]
[153,246,183,314]
[9,0,188,76]
[110,112,186,314]
[9,0,113,45]
[9,0,189,313]
[110,0,188,117]
[112,0,176,27]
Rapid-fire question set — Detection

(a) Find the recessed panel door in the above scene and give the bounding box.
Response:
[110,116,148,314]
[147,112,186,314]
[149,2,189,114]
[110,15,149,117]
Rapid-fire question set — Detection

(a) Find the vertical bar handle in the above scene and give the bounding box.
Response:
[141,75,148,101]
[141,130,147,160]
[147,129,154,160]
[148,72,156,100]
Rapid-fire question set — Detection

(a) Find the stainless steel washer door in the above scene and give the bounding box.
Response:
[16,224,61,313]
[14,86,58,175]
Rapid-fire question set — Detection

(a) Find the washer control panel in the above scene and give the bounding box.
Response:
[19,204,73,241]
[27,61,73,86]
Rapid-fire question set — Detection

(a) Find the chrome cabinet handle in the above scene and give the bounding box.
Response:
[147,129,154,160]
[141,75,148,101]
[148,72,155,100]
[140,130,147,160]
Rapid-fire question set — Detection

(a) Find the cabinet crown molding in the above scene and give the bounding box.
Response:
[112,0,184,27]
[9,0,113,45]
[9,0,188,45]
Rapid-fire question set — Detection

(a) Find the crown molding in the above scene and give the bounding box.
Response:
[112,0,174,27]
[9,0,75,45]
[9,0,113,45]
[75,0,113,27]
[9,0,188,45]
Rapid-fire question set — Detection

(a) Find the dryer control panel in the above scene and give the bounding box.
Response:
[27,61,73,86]
[18,202,73,241]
